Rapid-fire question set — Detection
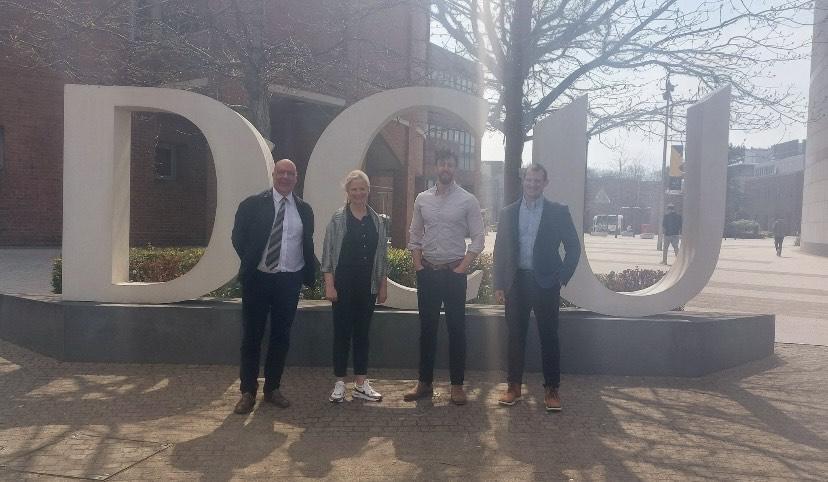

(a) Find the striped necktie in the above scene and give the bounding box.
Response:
[265,196,287,270]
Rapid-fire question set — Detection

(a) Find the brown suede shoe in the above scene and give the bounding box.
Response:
[233,392,256,414]
[263,389,290,408]
[544,386,562,412]
[403,382,433,401]
[450,385,467,405]
[498,383,522,406]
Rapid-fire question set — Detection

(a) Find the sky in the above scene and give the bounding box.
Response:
[447,1,816,172]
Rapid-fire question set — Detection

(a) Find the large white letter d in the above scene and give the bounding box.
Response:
[62,85,272,303]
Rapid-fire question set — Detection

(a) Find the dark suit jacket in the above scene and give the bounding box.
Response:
[494,198,581,291]
[231,189,319,288]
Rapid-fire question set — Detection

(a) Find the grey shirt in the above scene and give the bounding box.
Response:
[407,182,485,264]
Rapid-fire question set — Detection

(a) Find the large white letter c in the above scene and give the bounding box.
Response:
[303,87,488,310]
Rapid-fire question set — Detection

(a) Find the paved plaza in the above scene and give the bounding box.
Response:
[1,340,827,481]
[1,237,828,480]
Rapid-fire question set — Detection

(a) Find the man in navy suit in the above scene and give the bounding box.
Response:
[493,163,580,411]
[231,158,318,414]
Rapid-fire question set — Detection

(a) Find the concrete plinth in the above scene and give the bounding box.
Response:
[0,294,774,377]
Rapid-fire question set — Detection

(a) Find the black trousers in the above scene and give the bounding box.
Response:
[239,270,303,394]
[416,267,467,385]
[774,236,784,253]
[332,267,376,377]
[505,270,561,388]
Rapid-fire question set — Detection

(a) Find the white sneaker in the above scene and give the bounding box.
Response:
[353,380,383,402]
[329,380,346,403]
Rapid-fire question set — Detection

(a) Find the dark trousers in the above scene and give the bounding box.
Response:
[416,267,467,385]
[332,267,376,377]
[505,270,561,388]
[239,270,303,394]
[774,236,784,254]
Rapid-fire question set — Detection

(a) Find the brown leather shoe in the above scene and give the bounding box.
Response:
[450,385,467,405]
[544,386,562,412]
[403,382,433,401]
[498,383,522,406]
[263,389,290,408]
[233,392,256,414]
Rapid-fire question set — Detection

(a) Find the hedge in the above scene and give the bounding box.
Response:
[52,246,243,298]
[52,247,672,307]
[726,219,763,239]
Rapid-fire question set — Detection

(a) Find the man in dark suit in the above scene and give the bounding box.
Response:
[493,163,580,411]
[231,158,318,414]
[661,203,682,264]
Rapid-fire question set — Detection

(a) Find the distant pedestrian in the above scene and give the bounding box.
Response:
[321,170,389,403]
[662,204,682,264]
[773,218,787,257]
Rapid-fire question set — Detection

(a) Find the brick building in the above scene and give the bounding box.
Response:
[0,1,482,248]
[423,44,484,195]
[728,139,806,231]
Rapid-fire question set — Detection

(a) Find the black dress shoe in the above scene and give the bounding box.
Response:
[233,392,256,414]
[263,389,290,408]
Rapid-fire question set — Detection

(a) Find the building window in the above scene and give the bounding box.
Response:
[0,126,5,170]
[154,143,179,180]
[426,125,476,171]
[429,69,479,94]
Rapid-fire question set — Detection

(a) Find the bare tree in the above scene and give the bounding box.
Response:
[1,0,325,135]
[624,157,650,208]
[0,0,417,136]
[430,0,813,203]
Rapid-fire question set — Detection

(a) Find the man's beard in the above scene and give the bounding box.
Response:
[438,172,453,184]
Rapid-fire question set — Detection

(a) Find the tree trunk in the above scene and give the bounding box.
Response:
[247,81,271,141]
[242,1,271,142]
[502,0,532,205]
[503,106,525,205]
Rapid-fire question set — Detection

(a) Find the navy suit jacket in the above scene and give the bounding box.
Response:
[494,198,581,291]
[231,189,319,288]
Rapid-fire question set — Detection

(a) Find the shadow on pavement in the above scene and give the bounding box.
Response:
[2,340,828,480]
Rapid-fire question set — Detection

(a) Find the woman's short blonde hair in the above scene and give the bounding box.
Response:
[343,170,370,191]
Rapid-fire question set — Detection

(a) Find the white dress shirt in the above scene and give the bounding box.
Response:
[257,189,305,273]
[407,182,485,264]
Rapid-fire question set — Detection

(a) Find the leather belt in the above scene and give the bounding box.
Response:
[422,258,463,271]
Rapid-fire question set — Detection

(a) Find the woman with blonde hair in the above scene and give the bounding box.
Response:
[320,170,389,402]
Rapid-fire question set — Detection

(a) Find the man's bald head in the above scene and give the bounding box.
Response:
[272,158,298,196]
[275,158,296,171]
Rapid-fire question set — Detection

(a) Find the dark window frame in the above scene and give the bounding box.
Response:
[0,126,5,171]
[154,142,179,180]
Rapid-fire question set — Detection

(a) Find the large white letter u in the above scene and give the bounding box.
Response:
[532,88,731,317]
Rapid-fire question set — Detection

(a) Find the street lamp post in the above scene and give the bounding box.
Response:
[656,74,675,253]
